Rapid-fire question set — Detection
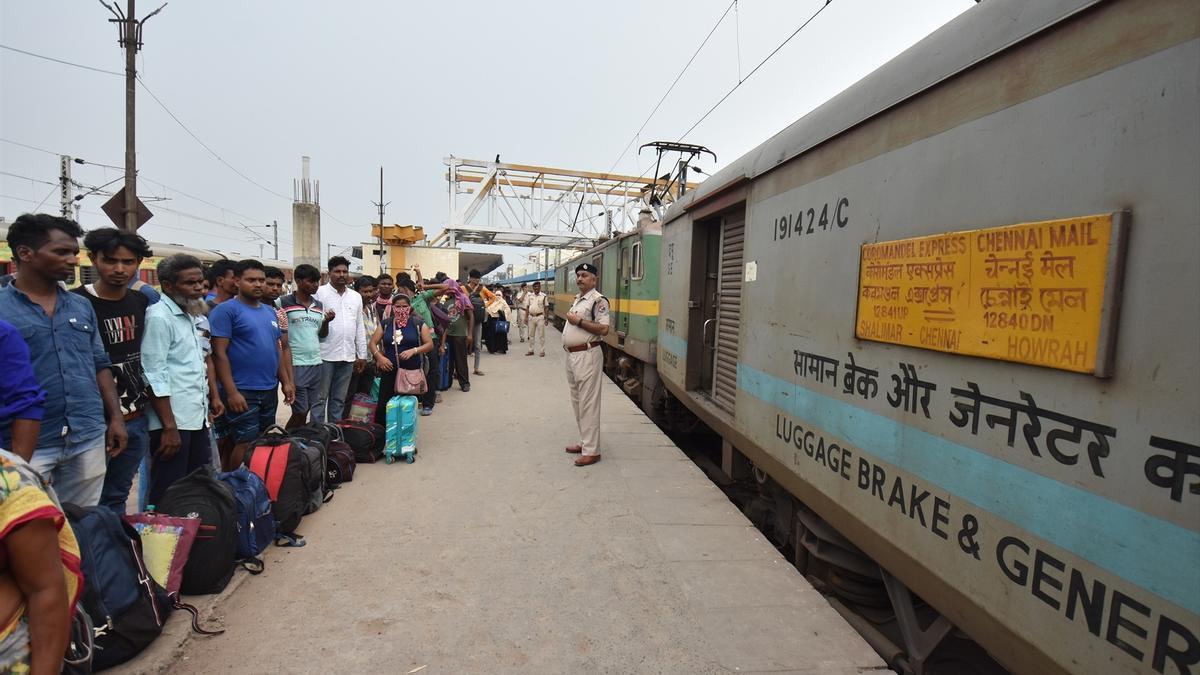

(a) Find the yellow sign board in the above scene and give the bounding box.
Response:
[855,213,1127,375]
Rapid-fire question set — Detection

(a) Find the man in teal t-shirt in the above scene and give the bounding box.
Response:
[279,264,329,427]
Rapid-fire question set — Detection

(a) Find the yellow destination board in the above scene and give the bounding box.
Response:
[855,213,1127,375]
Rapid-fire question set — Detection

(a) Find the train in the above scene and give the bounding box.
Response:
[0,224,294,286]
[555,0,1199,673]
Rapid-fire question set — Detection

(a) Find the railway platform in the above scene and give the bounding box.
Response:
[122,328,884,674]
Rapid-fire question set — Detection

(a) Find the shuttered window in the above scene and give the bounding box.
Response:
[712,214,744,416]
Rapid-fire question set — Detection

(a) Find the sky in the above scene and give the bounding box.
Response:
[0,0,974,265]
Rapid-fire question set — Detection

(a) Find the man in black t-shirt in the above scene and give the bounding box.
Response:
[74,228,155,514]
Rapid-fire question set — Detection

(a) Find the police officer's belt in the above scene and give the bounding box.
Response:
[565,342,602,353]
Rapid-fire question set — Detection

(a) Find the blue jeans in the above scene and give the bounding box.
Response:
[215,389,279,443]
[316,360,355,424]
[29,432,108,507]
[98,415,150,514]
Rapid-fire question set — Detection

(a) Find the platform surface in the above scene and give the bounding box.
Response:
[122,328,886,674]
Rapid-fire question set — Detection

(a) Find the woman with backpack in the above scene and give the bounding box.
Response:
[0,450,83,673]
[368,294,435,427]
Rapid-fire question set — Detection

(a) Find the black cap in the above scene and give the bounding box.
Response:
[575,263,598,275]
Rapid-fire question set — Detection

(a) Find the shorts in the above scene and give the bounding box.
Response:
[215,388,278,443]
[291,365,323,417]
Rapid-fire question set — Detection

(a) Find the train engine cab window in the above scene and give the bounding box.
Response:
[631,241,643,280]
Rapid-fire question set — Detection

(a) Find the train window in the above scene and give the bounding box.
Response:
[631,242,643,280]
[621,248,631,281]
[79,265,98,285]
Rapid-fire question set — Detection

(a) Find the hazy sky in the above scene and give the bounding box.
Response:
[1,0,973,264]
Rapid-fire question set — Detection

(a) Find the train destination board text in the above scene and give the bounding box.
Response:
[855,214,1125,375]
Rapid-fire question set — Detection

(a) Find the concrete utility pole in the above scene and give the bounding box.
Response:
[371,167,389,274]
[272,219,279,259]
[102,0,166,232]
[59,155,73,218]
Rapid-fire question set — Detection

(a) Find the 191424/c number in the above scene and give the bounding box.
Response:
[773,197,849,241]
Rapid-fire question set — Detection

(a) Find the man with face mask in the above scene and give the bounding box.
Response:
[141,254,224,503]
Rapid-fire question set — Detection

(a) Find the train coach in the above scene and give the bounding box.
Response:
[569,0,1197,673]
[0,223,294,286]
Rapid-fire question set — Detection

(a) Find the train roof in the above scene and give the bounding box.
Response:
[555,219,661,271]
[664,0,1103,221]
[0,224,298,268]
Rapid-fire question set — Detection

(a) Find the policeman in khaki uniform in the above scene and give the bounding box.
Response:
[523,281,549,357]
[562,263,610,466]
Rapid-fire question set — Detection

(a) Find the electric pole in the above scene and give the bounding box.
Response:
[272,219,279,259]
[371,166,389,275]
[102,0,166,232]
[59,155,73,218]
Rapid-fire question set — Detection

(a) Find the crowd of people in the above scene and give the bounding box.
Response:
[0,212,570,671]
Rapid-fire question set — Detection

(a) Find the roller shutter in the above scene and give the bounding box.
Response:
[712,214,744,416]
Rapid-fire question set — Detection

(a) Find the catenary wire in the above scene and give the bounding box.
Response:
[605,0,737,174]
[678,0,834,142]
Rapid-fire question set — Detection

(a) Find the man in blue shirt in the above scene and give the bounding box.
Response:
[142,254,223,504]
[0,318,47,461]
[210,259,294,470]
[0,213,127,506]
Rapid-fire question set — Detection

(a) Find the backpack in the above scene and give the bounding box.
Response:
[243,426,308,534]
[323,425,356,485]
[470,291,487,323]
[64,503,170,670]
[218,467,276,559]
[156,468,240,595]
[289,424,336,511]
[336,420,385,463]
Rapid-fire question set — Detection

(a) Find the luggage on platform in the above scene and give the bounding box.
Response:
[326,436,357,485]
[384,395,418,464]
[336,419,384,464]
[292,436,330,514]
[347,392,378,423]
[218,467,276,559]
[300,422,356,485]
[156,468,240,595]
[243,426,308,535]
[64,503,170,670]
[439,348,452,391]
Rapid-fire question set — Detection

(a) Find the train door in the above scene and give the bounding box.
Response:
[617,241,631,336]
[690,208,744,417]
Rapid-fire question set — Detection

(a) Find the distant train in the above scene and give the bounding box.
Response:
[0,224,294,286]
[557,0,1200,673]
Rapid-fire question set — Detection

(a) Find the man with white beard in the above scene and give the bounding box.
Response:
[141,254,225,504]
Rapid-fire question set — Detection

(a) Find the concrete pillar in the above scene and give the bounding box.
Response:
[292,202,321,269]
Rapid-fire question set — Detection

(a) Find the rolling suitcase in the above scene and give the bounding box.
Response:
[384,395,418,464]
[438,348,452,391]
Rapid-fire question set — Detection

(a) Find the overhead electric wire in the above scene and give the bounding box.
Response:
[0,43,122,76]
[0,171,58,186]
[0,44,358,230]
[1,137,65,157]
[134,75,293,202]
[678,0,834,142]
[605,0,737,174]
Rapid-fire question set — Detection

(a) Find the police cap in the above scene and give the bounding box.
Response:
[575,263,598,275]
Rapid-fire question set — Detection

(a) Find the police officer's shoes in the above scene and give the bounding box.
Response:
[565,445,582,454]
[574,454,601,467]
